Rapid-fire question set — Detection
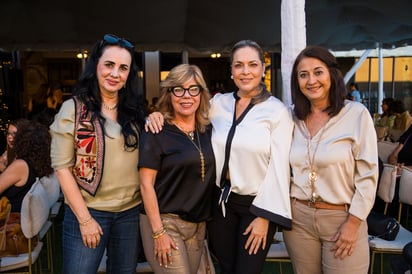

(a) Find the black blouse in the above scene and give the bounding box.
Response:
[2,159,37,212]
[138,123,216,222]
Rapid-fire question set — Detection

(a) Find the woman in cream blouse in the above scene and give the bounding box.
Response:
[284,45,378,274]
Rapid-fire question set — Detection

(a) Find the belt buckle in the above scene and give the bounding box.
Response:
[308,196,321,208]
[309,196,317,205]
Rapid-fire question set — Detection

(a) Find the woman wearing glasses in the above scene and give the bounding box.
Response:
[147,40,293,274]
[139,64,216,273]
[50,34,145,274]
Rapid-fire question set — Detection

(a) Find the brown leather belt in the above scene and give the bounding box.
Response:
[294,199,348,211]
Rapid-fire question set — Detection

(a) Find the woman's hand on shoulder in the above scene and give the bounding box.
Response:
[145,112,165,133]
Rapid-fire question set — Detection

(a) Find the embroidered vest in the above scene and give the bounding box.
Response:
[73,96,104,196]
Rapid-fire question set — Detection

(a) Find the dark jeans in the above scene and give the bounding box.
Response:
[207,187,276,274]
[62,205,141,274]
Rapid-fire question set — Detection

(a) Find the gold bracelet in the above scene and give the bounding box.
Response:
[79,216,92,226]
[152,229,166,239]
[152,226,166,239]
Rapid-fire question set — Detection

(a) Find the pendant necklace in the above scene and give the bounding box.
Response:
[102,102,118,111]
[175,123,205,182]
[306,116,328,203]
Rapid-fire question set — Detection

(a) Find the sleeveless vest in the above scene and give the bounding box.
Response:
[73,96,104,196]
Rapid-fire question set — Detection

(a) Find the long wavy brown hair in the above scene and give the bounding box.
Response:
[13,119,53,177]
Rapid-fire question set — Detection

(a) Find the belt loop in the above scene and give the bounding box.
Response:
[345,204,348,212]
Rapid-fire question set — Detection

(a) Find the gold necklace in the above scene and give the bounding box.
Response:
[306,116,329,203]
[175,123,205,182]
[102,102,118,111]
[174,122,195,141]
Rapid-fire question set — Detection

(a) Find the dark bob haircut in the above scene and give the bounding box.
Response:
[291,45,347,120]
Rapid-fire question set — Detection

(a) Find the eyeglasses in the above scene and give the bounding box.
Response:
[102,34,134,50]
[168,85,203,97]
[6,132,16,137]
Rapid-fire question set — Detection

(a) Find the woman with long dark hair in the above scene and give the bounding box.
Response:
[50,34,145,274]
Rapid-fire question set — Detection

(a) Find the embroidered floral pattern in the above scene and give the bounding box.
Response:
[73,97,104,196]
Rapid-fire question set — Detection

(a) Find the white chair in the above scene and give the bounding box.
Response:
[369,225,412,274]
[398,166,412,228]
[377,141,398,163]
[97,248,153,273]
[0,178,53,274]
[377,164,398,215]
[265,231,291,274]
[39,172,62,273]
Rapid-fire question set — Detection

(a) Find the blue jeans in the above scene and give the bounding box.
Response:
[62,205,141,274]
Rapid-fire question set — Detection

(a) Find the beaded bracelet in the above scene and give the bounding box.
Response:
[152,226,166,239]
[79,216,92,226]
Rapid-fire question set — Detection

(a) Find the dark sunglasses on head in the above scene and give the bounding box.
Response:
[102,34,134,49]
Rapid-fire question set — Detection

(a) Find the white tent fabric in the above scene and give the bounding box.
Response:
[0,0,411,106]
[0,0,411,53]
[281,0,306,107]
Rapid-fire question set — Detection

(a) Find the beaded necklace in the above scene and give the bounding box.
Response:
[102,102,118,111]
[306,116,329,203]
[175,123,205,182]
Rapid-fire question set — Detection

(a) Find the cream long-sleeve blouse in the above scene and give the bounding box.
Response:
[50,99,141,212]
[289,101,378,220]
[210,92,294,228]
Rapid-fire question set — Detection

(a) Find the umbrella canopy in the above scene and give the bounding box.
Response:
[0,0,411,53]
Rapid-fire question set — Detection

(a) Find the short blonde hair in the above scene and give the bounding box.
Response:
[157,64,211,133]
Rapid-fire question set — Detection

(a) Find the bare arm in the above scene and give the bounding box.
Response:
[0,159,29,193]
[55,168,103,248]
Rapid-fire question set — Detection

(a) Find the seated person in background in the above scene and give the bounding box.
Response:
[0,119,53,212]
[375,97,396,128]
[0,120,18,173]
[46,82,64,111]
[389,99,412,141]
[374,98,396,140]
[388,124,412,169]
[373,123,412,217]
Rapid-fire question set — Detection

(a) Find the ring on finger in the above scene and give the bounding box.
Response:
[167,253,172,257]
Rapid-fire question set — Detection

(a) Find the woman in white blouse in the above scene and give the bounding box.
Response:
[147,40,293,274]
[284,45,378,274]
